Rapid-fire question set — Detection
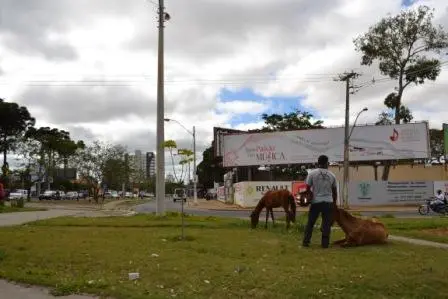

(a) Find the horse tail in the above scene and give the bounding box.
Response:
[288,192,297,223]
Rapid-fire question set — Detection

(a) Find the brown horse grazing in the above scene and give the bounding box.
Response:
[332,206,389,247]
[250,189,296,229]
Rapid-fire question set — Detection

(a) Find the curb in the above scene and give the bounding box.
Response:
[190,207,417,213]
[389,235,448,249]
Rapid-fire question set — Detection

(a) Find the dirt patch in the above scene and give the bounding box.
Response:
[422,228,448,236]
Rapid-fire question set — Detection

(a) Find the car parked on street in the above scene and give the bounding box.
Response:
[9,189,28,200]
[64,191,79,200]
[39,190,65,200]
[173,188,187,202]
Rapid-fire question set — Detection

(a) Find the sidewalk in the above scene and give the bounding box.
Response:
[188,199,418,212]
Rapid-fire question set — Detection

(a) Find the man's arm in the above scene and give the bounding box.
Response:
[331,177,337,205]
[305,172,312,191]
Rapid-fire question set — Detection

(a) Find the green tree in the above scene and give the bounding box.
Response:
[197,145,225,189]
[163,140,179,182]
[354,5,448,180]
[76,141,129,203]
[25,127,83,191]
[14,138,44,198]
[251,110,323,133]
[429,129,444,159]
[178,148,194,183]
[375,108,414,126]
[0,98,35,181]
[103,152,130,191]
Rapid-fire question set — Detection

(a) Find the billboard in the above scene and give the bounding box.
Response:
[233,181,291,208]
[348,181,433,206]
[213,127,246,158]
[222,122,430,167]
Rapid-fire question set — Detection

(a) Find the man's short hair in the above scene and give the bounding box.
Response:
[318,155,329,166]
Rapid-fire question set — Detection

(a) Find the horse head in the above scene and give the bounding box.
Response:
[250,210,259,228]
[332,205,358,227]
[331,204,343,226]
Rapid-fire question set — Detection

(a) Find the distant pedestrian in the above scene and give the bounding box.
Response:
[302,155,338,248]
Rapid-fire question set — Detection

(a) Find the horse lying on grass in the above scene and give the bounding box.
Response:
[250,189,296,229]
[332,205,389,247]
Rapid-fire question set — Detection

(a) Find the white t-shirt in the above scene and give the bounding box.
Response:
[433,193,445,204]
[305,168,337,204]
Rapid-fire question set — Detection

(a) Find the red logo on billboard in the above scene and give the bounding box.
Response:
[389,128,399,142]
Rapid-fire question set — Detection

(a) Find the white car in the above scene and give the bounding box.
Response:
[64,191,79,200]
[9,189,28,200]
[173,188,187,202]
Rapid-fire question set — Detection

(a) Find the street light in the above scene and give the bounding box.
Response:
[342,107,368,209]
[164,118,198,205]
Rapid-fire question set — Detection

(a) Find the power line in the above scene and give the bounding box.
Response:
[0,60,446,88]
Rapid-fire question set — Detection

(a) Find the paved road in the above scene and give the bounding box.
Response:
[0,210,85,227]
[134,199,425,218]
[0,280,98,299]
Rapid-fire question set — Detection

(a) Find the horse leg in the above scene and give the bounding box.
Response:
[265,208,269,229]
[284,209,291,229]
[341,231,362,247]
[332,238,347,245]
[340,238,358,247]
[270,208,275,227]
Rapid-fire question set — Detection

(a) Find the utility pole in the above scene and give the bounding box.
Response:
[155,0,170,215]
[336,71,360,209]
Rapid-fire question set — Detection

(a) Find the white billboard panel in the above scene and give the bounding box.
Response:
[222,122,429,167]
[233,181,292,208]
[348,181,433,206]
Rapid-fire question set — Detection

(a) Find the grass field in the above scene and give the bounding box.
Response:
[381,216,448,244]
[0,206,46,213]
[0,213,447,299]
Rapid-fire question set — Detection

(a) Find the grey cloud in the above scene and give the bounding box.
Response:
[64,125,97,143]
[130,0,343,61]
[117,129,157,153]
[18,84,156,124]
[0,0,141,61]
[165,87,217,117]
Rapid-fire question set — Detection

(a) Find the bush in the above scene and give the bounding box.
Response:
[17,198,25,208]
[10,198,25,208]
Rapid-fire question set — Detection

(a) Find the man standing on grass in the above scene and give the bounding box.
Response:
[302,155,338,248]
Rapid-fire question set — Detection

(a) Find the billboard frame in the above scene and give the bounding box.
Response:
[213,126,247,158]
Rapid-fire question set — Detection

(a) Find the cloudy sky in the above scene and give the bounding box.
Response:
[1,0,447,177]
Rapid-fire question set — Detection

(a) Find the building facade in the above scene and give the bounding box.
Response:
[146,152,156,178]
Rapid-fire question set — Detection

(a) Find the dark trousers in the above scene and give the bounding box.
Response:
[303,202,334,248]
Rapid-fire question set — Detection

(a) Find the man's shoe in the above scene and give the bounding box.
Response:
[302,243,310,248]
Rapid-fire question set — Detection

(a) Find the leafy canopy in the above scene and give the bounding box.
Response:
[354,5,448,124]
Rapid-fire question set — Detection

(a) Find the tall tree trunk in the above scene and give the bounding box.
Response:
[2,135,7,177]
[46,151,52,190]
[382,72,404,181]
[63,156,68,179]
